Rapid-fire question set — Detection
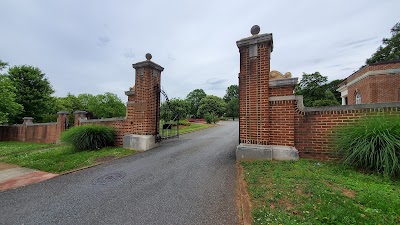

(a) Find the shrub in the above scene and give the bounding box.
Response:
[333,115,400,178]
[204,113,219,124]
[61,125,115,151]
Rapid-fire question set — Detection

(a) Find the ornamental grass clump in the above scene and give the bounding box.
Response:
[61,125,115,151]
[333,115,400,178]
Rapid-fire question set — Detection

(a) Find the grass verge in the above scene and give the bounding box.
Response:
[0,142,136,173]
[0,141,52,156]
[179,123,214,134]
[241,159,400,225]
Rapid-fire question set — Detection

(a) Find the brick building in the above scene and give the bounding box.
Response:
[337,60,400,105]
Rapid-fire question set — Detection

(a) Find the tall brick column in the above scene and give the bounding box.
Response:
[123,53,164,151]
[236,25,299,161]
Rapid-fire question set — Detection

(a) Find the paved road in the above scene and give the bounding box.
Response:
[0,121,239,225]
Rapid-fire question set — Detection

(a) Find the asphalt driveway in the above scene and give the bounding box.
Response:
[0,121,239,225]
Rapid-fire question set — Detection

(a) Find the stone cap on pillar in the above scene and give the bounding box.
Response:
[57,111,69,115]
[22,117,34,125]
[236,25,273,51]
[73,110,87,115]
[132,53,164,72]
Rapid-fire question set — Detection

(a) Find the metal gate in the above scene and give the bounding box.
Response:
[155,86,179,142]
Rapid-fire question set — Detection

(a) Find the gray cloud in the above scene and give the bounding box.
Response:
[123,49,135,58]
[341,37,378,48]
[97,35,110,47]
[0,0,398,101]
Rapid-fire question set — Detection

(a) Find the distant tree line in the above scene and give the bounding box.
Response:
[0,60,126,125]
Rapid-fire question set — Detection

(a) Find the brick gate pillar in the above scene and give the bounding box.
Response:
[236,25,299,161]
[123,53,164,151]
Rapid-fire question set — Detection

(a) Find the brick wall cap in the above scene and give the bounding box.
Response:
[269,78,298,87]
[22,117,33,120]
[57,111,69,115]
[236,33,273,51]
[73,110,87,115]
[81,117,126,123]
[304,102,400,112]
[125,90,135,96]
[132,60,164,72]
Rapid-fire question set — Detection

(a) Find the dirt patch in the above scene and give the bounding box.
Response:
[237,163,253,225]
[95,156,117,163]
[323,180,355,199]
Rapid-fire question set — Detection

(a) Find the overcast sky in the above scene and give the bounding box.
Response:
[1,0,399,101]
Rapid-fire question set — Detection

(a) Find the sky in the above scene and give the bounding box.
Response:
[1,0,399,102]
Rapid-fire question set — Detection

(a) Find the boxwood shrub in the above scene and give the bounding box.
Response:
[61,125,116,151]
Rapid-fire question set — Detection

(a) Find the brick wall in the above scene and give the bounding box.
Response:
[0,112,69,144]
[266,84,400,160]
[294,103,400,160]
[347,73,400,104]
[80,118,126,146]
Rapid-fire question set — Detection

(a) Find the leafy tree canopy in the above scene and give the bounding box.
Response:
[186,89,206,118]
[197,95,226,118]
[295,72,341,107]
[77,92,126,119]
[160,98,189,121]
[223,84,239,103]
[6,65,54,123]
[0,75,23,124]
[223,84,239,120]
[366,22,400,65]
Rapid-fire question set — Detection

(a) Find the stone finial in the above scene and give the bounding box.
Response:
[145,53,152,60]
[251,25,260,35]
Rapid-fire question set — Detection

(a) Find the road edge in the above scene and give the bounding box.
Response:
[236,162,253,225]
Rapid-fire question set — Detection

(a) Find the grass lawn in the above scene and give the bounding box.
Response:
[0,142,136,173]
[241,159,400,225]
[179,122,214,134]
[0,141,52,156]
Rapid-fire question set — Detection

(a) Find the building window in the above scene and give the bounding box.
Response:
[355,92,361,104]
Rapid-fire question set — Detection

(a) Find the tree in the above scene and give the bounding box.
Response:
[0,61,23,124]
[223,84,239,102]
[186,89,206,118]
[366,22,400,65]
[226,98,239,120]
[77,93,126,118]
[6,65,54,123]
[197,95,226,118]
[223,85,239,120]
[160,98,189,121]
[295,72,340,107]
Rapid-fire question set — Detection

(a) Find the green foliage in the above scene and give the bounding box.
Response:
[223,85,239,120]
[204,112,219,124]
[312,90,341,107]
[6,65,54,123]
[0,60,8,71]
[223,84,239,102]
[61,125,116,151]
[77,92,125,118]
[186,89,206,118]
[366,22,400,65]
[295,72,341,107]
[333,115,400,178]
[160,98,188,121]
[0,75,23,124]
[241,160,400,225]
[197,95,226,118]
